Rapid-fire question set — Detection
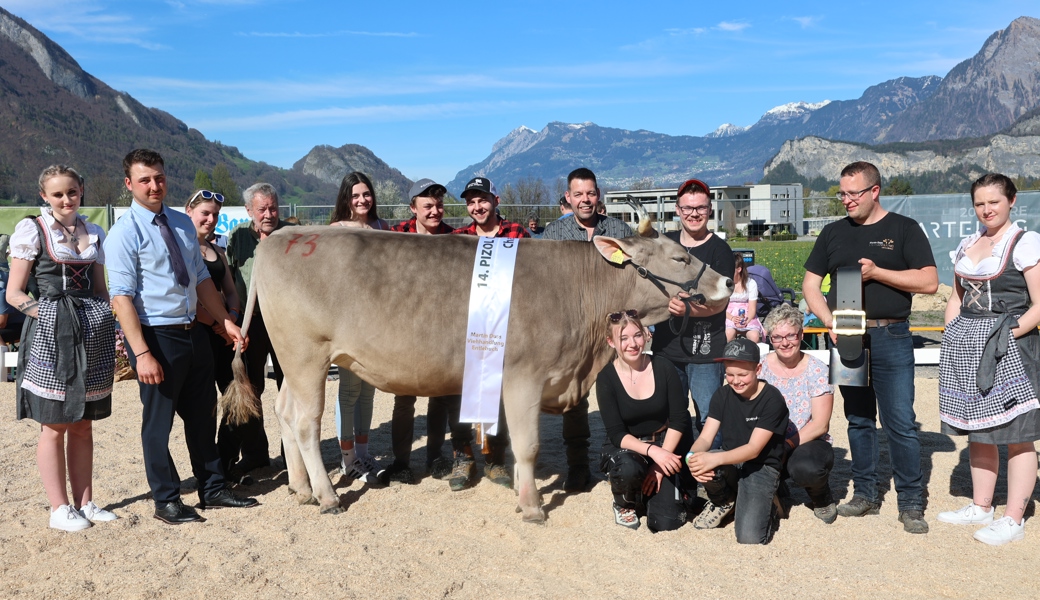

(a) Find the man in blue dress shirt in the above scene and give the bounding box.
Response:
[106,149,258,525]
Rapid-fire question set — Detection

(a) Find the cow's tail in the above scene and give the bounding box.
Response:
[219,268,261,425]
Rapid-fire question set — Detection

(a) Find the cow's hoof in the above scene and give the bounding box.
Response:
[319,504,343,515]
[296,494,319,506]
[520,507,546,524]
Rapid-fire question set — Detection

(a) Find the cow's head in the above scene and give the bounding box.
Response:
[592,234,733,312]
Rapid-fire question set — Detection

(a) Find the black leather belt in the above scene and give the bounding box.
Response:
[151,319,196,330]
[866,318,906,328]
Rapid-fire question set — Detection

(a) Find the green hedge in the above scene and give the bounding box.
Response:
[734,241,815,293]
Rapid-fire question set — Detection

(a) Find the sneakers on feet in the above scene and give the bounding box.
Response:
[49,504,92,532]
[837,496,880,517]
[973,516,1025,546]
[613,504,640,529]
[428,456,454,480]
[449,457,476,491]
[358,455,386,486]
[693,500,735,530]
[898,509,929,534]
[484,463,513,489]
[79,501,118,523]
[937,502,994,525]
[342,459,381,485]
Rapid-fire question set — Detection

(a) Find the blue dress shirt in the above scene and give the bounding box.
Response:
[104,201,210,326]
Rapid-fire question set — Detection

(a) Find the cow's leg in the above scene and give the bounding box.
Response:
[275,383,315,505]
[502,386,544,523]
[285,364,341,514]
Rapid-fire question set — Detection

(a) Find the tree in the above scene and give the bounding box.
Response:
[193,169,214,192]
[882,177,914,196]
[631,177,655,190]
[498,183,519,205]
[88,174,125,207]
[375,179,402,206]
[513,176,549,204]
[210,163,242,205]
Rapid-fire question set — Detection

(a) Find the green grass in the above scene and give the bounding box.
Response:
[733,241,815,293]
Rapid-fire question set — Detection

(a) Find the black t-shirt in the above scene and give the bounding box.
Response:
[651,232,734,364]
[596,355,693,450]
[804,212,935,319]
[707,382,789,471]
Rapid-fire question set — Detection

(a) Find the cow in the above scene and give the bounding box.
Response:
[222,217,732,523]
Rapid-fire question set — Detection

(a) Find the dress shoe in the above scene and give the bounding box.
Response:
[199,488,259,510]
[154,501,205,524]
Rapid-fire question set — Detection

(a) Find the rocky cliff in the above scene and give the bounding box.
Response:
[291,144,412,194]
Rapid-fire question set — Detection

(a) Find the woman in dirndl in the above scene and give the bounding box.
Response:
[938,173,1040,546]
[5,165,117,532]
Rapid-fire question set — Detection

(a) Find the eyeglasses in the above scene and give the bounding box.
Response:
[677,204,711,215]
[188,189,225,206]
[835,186,876,202]
[769,332,801,344]
[607,309,639,323]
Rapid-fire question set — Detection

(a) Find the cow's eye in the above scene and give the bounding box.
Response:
[672,254,690,264]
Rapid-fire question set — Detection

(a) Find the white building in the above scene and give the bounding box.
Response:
[603,183,804,235]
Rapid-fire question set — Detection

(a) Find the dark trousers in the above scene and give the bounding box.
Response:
[785,439,834,504]
[391,395,475,467]
[562,395,591,468]
[225,311,281,467]
[702,459,780,545]
[600,443,695,532]
[131,325,225,504]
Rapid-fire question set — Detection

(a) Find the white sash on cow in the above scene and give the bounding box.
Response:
[460,237,519,436]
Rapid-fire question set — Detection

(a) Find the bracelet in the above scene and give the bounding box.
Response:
[228,309,240,319]
[135,349,150,358]
[646,443,653,456]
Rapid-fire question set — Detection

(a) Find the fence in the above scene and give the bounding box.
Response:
[290,203,563,228]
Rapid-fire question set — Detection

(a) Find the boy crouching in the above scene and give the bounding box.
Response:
[686,338,789,544]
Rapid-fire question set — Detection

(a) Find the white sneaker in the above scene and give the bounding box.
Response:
[80,501,118,523]
[49,504,92,532]
[342,459,380,485]
[973,516,1025,546]
[937,503,994,525]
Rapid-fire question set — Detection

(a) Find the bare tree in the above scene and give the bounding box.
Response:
[375,179,402,206]
[514,176,550,204]
[631,177,655,190]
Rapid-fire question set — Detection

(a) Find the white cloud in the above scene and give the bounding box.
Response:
[3,0,166,50]
[791,16,822,29]
[717,21,751,32]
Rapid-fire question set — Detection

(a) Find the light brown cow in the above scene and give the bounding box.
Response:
[223,224,732,522]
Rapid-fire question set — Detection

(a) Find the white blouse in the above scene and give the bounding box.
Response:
[951,224,1040,277]
[9,208,105,264]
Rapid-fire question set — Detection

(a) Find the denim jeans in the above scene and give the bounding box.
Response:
[702,460,780,545]
[671,361,724,426]
[840,321,922,511]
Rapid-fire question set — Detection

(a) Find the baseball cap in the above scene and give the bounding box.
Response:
[678,178,710,198]
[408,179,447,200]
[461,177,498,200]
[715,337,760,364]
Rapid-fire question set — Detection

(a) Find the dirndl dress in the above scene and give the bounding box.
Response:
[938,229,1040,444]
[15,216,115,424]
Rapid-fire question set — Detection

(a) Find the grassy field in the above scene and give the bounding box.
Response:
[730,240,815,292]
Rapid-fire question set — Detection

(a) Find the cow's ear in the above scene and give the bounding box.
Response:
[593,236,633,265]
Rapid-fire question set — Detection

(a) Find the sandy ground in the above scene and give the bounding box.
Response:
[1,372,1038,600]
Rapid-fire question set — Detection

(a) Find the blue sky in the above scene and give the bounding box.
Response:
[4,0,1038,185]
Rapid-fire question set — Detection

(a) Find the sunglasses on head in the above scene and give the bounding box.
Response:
[188,189,225,205]
[607,309,639,323]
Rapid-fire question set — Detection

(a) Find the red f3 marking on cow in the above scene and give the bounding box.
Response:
[285,234,320,257]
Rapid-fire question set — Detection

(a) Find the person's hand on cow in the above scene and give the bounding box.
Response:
[648,444,682,476]
[135,352,164,385]
[225,320,248,352]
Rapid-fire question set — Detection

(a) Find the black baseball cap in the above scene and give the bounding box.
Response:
[715,337,761,364]
[408,179,447,200]
[461,177,498,200]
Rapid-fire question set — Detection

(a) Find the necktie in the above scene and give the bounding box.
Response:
[153,212,190,288]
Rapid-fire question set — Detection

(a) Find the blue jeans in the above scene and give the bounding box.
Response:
[702,460,780,545]
[840,321,922,511]
[672,361,724,426]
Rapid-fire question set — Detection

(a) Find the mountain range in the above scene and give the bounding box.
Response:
[450,16,1040,194]
[3,5,1040,204]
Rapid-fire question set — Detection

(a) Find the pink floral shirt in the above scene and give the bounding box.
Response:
[759,353,832,444]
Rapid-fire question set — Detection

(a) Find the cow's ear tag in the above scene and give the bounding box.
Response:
[609,249,626,264]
